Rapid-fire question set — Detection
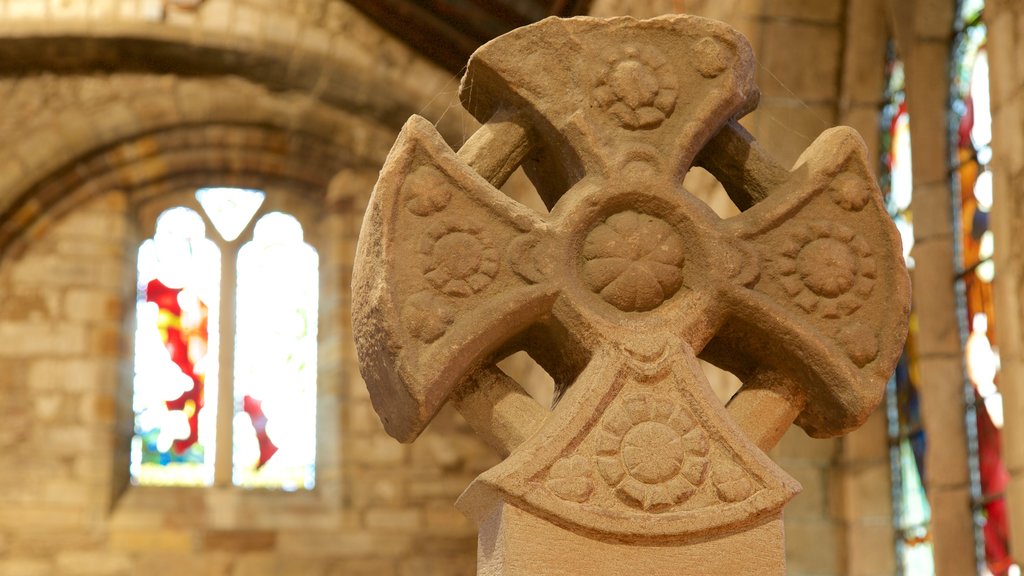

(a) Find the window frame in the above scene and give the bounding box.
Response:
[129,186,324,491]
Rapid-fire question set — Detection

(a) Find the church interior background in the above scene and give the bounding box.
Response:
[0,0,1022,574]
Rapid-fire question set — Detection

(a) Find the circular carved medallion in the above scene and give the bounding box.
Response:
[595,394,709,511]
[581,211,685,312]
[401,291,453,343]
[770,221,877,318]
[796,238,858,298]
[421,223,498,297]
[593,45,678,130]
[403,165,453,217]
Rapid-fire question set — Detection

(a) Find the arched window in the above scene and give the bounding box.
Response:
[950,0,1015,572]
[130,188,318,491]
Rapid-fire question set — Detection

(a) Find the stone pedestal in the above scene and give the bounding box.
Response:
[475,502,785,576]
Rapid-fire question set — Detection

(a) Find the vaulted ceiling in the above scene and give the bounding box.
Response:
[347,0,593,73]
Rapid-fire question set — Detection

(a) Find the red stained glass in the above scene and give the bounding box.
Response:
[146,278,208,454]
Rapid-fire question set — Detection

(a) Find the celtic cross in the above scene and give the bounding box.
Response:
[352,15,909,575]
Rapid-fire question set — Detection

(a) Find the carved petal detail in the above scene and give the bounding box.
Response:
[581,211,686,312]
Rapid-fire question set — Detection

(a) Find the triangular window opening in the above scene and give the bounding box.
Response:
[195,187,265,242]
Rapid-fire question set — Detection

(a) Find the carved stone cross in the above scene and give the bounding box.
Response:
[353,15,910,575]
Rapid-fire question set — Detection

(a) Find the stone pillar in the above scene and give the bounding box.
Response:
[987,0,1024,561]
[320,169,383,503]
[833,3,900,571]
[892,0,979,572]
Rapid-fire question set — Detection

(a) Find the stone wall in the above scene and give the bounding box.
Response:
[889,0,979,572]
[0,2,496,574]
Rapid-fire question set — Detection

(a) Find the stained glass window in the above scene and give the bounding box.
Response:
[233,213,318,490]
[881,47,934,575]
[131,189,318,491]
[950,1,1015,572]
[132,207,220,486]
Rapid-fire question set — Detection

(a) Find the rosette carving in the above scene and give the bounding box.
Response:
[593,45,678,130]
[768,221,876,318]
[595,393,709,511]
[421,222,499,297]
[581,211,685,312]
[546,455,595,503]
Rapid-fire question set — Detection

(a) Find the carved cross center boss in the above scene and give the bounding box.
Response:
[353,15,910,543]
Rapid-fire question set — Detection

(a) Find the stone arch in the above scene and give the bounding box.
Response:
[0,73,407,260]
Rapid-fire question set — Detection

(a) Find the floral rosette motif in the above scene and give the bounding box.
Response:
[595,393,709,511]
[593,45,678,130]
[420,221,498,297]
[401,291,454,344]
[581,210,686,312]
[712,459,755,503]
[545,455,595,503]
[403,165,453,217]
[769,221,876,319]
[828,171,872,212]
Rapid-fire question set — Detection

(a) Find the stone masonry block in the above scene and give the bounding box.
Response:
[844,518,897,576]
[998,358,1024,471]
[760,22,841,102]
[928,486,979,574]
[0,559,53,576]
[7,0,45,18]
[50,0,88,20]
[1007,473,1024,558]
[909,240,963,357]
[754,103,837,169]
[0,322,88,357]
[993,98,1024,176]
[90,0,118,17]
[364,508,422,532]
[910,182,954,243]
[327,559,399,576]
[841,0,888,104]
[277,530,413,558]
[399,555,476,576]
[423,503,475,536]
[347,437,406,466]
[917,357,971,488]
[63,289,123,323]
[914,0,955,39]
[764,0,843,22]
[840,407,889,463]
[830,461,893,521]
[348,472,405,507]
[109,529,194,553]
[781,464,827,519]
[988,9,1018,109]
[772,424,839,462]
[27,358,109,393]
[783,518,841,575]
[202,529,276,552]
[906,40,955,186]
